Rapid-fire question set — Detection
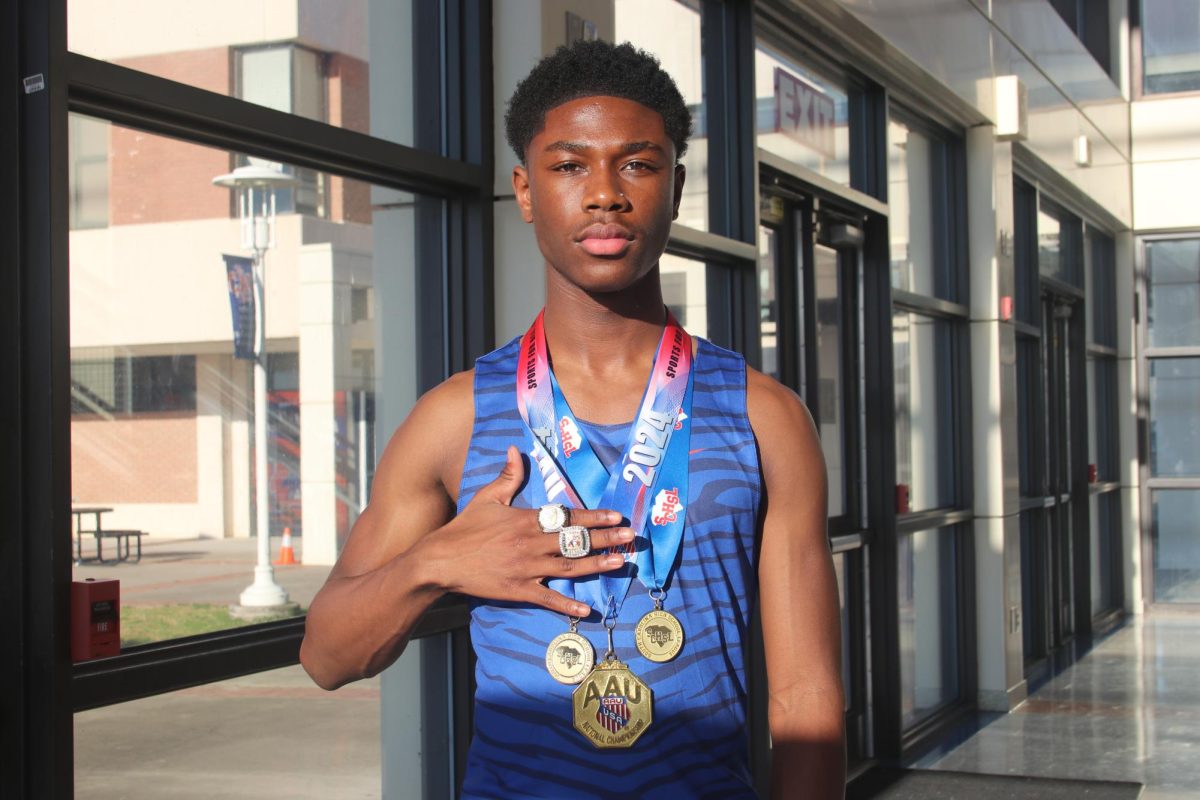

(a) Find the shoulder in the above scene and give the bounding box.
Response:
[743,367,824,487]
[374,368,477,499]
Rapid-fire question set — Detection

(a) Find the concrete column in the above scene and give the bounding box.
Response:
[223,354,253,539]
[967,124,1026,711]
[298,242,348,566]
[195,353,229,537]
[1115,230,1143,613]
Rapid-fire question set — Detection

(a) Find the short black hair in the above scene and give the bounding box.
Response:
[505,40,692,164]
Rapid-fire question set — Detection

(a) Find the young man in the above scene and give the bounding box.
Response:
[301,41,844,798]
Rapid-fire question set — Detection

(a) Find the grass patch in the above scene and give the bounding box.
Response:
[120,603,303,648]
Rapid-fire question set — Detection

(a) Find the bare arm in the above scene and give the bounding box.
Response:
[747,369,846,799]
[299,371,631,690]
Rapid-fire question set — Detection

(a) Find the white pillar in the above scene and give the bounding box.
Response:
[299,242,348,566]
[967,124,1026,711]
[1115,230,1143,613]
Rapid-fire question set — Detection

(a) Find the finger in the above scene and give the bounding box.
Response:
[526,584,593,618]
[563,508,624,529]
[471,446,525,507]
[546,551,626,579]
[586,527,636,551]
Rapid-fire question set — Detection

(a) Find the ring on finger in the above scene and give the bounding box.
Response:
[538,503,570,533]
[558,526,591,559]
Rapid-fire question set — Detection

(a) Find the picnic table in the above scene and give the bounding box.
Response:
[72,506,147,564]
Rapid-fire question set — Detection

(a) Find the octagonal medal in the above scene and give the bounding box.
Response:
[571,658,653,748]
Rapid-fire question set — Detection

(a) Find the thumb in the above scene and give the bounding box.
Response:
[476,445,525,506]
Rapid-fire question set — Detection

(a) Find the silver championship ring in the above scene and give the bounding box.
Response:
[558,526,591,559]
[538,503,570,533]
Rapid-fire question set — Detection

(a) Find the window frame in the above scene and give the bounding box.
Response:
[1138,233,1200,608]
[8,1,495,793]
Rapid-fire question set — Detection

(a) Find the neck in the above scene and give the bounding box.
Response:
[542,265,666,378]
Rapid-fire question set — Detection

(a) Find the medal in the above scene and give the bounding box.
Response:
[635,605,684,663]
[545,619,595,685]
[572,621,652,748]
[516,310,694,747]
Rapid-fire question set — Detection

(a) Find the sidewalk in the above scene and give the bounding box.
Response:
[73,535,383,799]
[72,534,331,608]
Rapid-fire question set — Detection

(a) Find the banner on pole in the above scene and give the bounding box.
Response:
[223,254,256,360]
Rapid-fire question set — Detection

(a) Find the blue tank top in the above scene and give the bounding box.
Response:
[457,335,762,799]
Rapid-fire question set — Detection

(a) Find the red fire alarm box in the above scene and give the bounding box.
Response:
[72,578,120,662]
[896,483,911,515]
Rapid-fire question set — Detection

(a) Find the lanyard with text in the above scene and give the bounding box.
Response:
[515,310,693,617]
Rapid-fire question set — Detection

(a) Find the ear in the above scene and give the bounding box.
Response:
[513,164,534,224]
[672,163,686,221]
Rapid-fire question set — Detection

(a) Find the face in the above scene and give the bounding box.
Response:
[512,95,685,295]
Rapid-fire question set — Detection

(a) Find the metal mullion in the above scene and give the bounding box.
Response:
[66,53,486,198]
[1,0,26,793]
[890,288,969,320]
[668,222,758,264]
[1145,477,1200,489]
[1012,318,1040,339]
[702,0,756,244]
[1144,346,1200,359]
[1087,342,1118,358]
[72,598,471,711]
[17,0,73,793]
[894,508,973,535]
[862,209,902,759]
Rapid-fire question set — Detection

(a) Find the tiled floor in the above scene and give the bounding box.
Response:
[919,615,1200,799]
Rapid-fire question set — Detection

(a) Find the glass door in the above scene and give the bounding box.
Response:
[1022,291,1078,669]
[758,176,870,761]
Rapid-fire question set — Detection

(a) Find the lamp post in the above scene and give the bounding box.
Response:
[213,164,298,614]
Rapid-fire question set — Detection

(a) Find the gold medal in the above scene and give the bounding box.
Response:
[545,628,595,685]
[635,608,684,662]
[571,657,653,748]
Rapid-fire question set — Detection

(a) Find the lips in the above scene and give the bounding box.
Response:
[577,222,634,257]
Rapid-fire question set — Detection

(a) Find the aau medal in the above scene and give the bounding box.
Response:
[572,658,652,748]
[634,608,684,663]
[545,631,595,685]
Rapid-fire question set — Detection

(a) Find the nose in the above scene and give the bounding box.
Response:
[582,168,631,212]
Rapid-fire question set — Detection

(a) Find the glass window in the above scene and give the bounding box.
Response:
[1142,0,1200,95]
[1149,358,1200,477]
[898,526,960,728]
[68,0,422,148]
[75,663,381,795]
[1089,491,1119,616]
[1087,357,1119,482]
[1152,489,1200,602]
[1087,229,1117,348]
[661,253,710,338]
[68,116,420,647]
[616,0,708,231]
[755,45,850,186]
[1038,199,1082,286]
[759,225,779,379]
[69,114,110,230]
[1146,238,1200,348]
[816,244,846,518]
[887,118,955,300]
[893,312,955,512]
[832,551,852,711]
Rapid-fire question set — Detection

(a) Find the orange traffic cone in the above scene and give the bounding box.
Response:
[274,527,297,565]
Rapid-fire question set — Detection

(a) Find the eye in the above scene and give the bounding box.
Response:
[622,160,655,173]
[551,161,584,174]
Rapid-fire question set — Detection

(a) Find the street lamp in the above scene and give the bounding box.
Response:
[213,163,298,614]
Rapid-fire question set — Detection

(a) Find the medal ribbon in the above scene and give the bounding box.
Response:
[515,310,693,616]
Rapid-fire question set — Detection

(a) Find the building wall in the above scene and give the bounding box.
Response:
[1132,96,1200,231]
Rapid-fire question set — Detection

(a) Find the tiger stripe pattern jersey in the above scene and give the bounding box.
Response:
[457,335,762,799]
